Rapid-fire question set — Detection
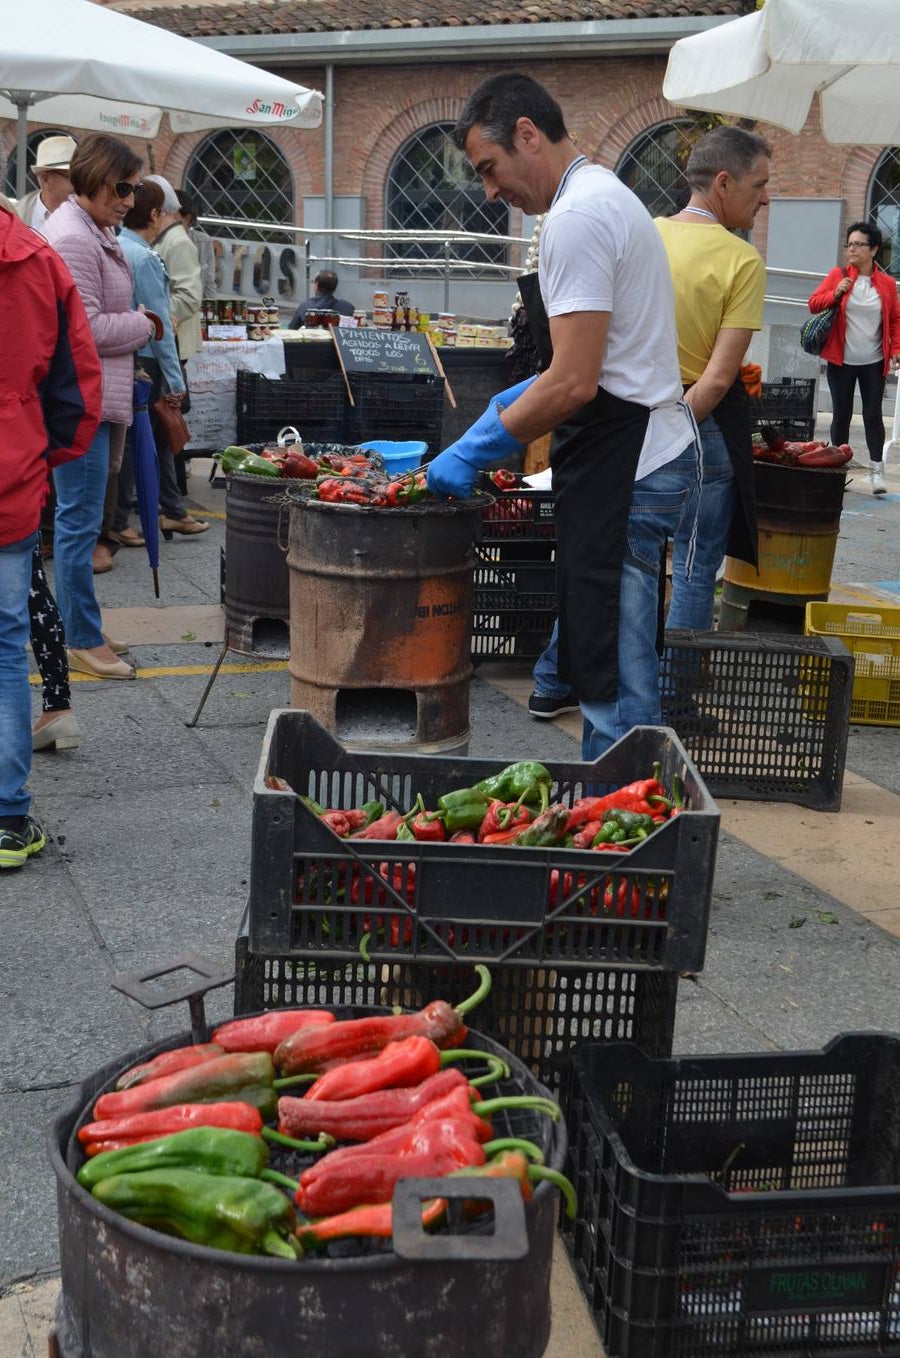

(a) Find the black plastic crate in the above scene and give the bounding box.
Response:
[754,377,818,442]
[234,923,679,1094]
[472,484,558,662]
[235,369,347,444]
[661,631,853,811]
[248,711,719,975]
[347,372,444,447]
[560,1035,900,1358]
[472,569,557,663]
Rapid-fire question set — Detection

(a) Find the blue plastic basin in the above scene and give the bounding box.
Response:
[357,439,427,473]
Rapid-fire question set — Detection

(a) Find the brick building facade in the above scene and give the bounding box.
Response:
[2,1,894,316]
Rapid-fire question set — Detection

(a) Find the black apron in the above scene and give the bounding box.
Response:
[705,377,758,568]
[519,272,651,704]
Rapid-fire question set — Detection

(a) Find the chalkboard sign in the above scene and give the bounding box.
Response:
[332,327,441,378]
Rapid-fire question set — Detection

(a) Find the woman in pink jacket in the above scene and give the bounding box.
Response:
[808,220,900,496]
[44,135,156,679]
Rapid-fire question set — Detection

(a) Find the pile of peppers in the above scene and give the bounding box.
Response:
[218,441,433,508]
[294,759,682,853]
[77,968,576,1258]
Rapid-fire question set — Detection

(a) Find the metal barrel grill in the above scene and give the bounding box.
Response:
[222,443,367,657]
[286,494,486,753]
[49,1007,566,1358]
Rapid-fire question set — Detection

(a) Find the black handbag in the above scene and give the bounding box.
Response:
[800,270,844,356]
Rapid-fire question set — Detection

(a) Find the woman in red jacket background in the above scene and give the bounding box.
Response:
[808,220,900,495]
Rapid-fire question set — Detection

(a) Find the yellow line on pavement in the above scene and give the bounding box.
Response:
[30,660,287,684]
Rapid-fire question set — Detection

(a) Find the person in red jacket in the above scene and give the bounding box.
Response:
[808,220,900,495]
[0,205,102,869]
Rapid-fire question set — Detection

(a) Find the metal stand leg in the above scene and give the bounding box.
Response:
[186,642,230,728]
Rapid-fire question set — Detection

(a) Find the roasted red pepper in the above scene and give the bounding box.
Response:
[277,1068,470,1143]
[296,1118,487,1216]
[114,1043,225,1091]
[212,1010,335,1055]
[274,966,490,1075]
[304,1035,442,1103]
[349,811,403,841]
[77,1102,264,1155]
[281,449,319,479]
[93,1053,277,1122]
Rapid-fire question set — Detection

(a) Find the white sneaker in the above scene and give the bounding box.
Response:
[870,460,886,495]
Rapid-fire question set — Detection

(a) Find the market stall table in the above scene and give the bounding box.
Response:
[184,335,286,453]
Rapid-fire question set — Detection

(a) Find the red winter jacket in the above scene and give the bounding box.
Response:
[808,265,900,375]
[0,208,102,547]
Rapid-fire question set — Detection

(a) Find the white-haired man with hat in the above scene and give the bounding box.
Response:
[14,135,77,237]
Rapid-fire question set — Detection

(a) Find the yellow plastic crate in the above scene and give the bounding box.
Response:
[805,601,900,726]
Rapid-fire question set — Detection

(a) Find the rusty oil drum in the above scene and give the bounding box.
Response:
[286,496,485,752]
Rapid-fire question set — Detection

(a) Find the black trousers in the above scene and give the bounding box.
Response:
[28,542,70,713]
[827,359,886,460]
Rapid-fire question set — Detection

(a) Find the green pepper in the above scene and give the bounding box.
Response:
[77,1127,268,1191]
[362,800,385,826]
[220,446,282,478]
[601,809,656,836]
[300,794,325,815]
[396,819,416,842]
[91,1169,300,1258]
[475,761,553,812]
[436,788,491,833]
[513,805,570,848]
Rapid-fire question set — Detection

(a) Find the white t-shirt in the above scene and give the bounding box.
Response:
[843,275,883,366]
[539,161,694,480]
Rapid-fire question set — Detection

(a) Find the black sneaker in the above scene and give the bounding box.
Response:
[0,815,47,870]
[527,691,580,719]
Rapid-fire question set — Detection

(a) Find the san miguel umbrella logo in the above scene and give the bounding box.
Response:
[244,96,300,121]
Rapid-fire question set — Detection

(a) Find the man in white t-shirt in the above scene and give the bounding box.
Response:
[426,73,698,756]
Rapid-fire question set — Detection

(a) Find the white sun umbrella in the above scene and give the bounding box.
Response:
[0,0,322,195]
[663,0,900,147]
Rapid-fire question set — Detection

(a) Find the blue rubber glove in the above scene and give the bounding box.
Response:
[427,376,537,499]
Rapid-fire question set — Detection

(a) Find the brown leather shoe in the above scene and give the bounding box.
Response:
[92,544,115,574]
[108,527,146,548]
[160,515,209,539]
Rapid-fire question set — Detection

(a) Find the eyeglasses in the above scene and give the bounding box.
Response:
[846,240,874,249]
[112,180,141,199]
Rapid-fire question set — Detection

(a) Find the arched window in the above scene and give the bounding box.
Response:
[3,127,73,199]
[184,129,294,242]
[386,123,509,276]
[616,119,717,218]
[868,148,900,278]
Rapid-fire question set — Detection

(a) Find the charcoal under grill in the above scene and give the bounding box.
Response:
[50,1011,566,1358]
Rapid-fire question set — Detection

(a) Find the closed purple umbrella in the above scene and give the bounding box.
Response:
[132,369,161,597]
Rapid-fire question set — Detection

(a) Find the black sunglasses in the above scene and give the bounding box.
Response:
[112,179,141,199]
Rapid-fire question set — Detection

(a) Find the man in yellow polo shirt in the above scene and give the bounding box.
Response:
[657,125,771,639]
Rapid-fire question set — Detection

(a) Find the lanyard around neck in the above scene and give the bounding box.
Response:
[551,154,589,208]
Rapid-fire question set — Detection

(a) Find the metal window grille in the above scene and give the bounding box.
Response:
[385,122,509,278]
[616,118,719,218]
[3,127,71,198]
[868,146,900,279]
[184,129,295,243]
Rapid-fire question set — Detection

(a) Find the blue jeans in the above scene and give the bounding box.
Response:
[665,414,735,633]
[579,441,699,759]
[0,530,40,818]
[53,421,109,649]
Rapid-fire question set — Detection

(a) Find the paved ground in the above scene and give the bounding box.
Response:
[2,433,899,1357]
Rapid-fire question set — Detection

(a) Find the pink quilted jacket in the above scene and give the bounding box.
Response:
[44,197,149,424]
